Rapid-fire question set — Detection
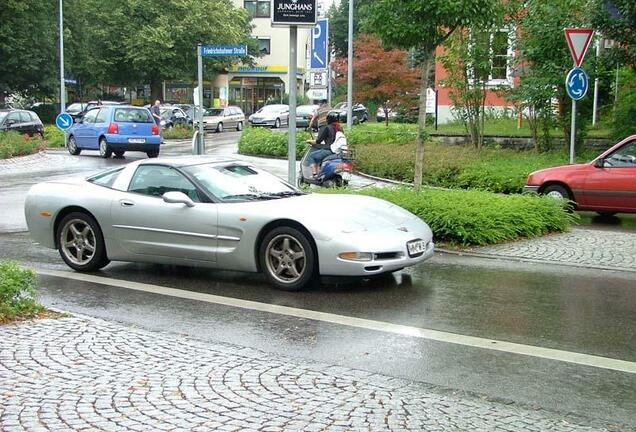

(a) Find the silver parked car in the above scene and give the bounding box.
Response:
[248,104,289,128]
[200,106,245,132]
[25,157,434,291]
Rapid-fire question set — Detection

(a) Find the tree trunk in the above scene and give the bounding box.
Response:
[384,106,389,127]
[414,49,434,191]
[150,78,162,103]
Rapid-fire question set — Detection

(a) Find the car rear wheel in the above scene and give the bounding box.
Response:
[274,118,281,128]
[57,212,109,271]
[147,149,160,158]
[67,136,81,155]
[260,226,316,291]
[114,151,125,158]
[236,121,243,131]
[99,138,112,158]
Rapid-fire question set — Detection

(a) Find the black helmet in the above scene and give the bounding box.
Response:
[326,111,340,124]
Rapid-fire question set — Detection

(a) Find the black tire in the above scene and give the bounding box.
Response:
[296,170,306,187]
[597,212,617,217]
[57,212,110,272]
[217,122,223,133]
[259,226,316,291]
[99,137,112,158]
[67,135,81,155]
[274,118,281,128]
[147,149,160,158]
[236,121,243,131]
[114,151,125,158]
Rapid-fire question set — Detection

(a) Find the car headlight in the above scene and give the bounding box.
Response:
[338,252,373,262]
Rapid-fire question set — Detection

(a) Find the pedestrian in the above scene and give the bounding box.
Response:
[151,100,162,127]
[308,99,331,132]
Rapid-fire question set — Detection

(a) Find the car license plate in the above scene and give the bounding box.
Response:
[407,239,427,257]
[128,138,145,144]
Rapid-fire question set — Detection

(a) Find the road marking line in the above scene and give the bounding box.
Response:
[37,269,636,375]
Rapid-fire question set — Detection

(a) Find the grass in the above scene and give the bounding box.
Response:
[0,131,46,159]
[318,187,575,246]
[0,261,44,324]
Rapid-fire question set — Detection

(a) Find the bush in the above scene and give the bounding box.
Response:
[0,131,46,159]
[0,261,43,322]
[239,126,311,159]
[44,125,65,148]
[610,75,636,141]
[319,187,575,245]
[163,124,194,140]
[31,104,58,125]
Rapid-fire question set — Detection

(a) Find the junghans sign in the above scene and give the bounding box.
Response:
[272,0,317,26]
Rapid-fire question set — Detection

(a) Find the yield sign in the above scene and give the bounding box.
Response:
[564,28,594,67]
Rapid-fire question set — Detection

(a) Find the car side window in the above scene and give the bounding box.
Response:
[19,111,31,122]
[95,108,109,124]
[606,140,636,167]
[29,112,40,122]
[128,165,202,202]
[6,112,20,123]
[83,109,99,124]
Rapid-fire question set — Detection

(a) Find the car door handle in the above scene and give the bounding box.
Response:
[120,199,135,207]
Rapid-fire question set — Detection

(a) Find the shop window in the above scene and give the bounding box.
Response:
[244,1,270,18]
[258,38,271,55]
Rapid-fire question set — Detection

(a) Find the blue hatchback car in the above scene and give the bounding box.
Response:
[67,105,161,158]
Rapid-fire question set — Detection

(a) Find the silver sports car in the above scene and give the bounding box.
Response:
[25,157,434,290]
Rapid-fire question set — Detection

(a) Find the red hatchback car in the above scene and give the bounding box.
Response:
[524,135,636,215]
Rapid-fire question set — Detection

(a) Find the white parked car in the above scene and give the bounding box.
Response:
[248,104,289,128]
[200,106,245,132]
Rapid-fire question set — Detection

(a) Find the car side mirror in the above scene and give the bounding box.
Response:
[594,158,604,168]
[163,191,195,207]
[5,119,16,126]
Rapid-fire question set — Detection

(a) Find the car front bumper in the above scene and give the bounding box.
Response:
[249,119,276,127]
[523,185,540,194]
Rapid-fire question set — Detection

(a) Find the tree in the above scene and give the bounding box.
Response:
[591,0,636,69]
[0,1,57,102]
[366,0,497,190]
[327,0,372,58]
[332,35,419,126]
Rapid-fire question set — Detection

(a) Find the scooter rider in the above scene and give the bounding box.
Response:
[305,111,341,178]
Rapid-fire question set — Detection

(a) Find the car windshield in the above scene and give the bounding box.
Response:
[260,105,285,113]
[184,163,302,202]
[114,108,152,123]
[66,103,84,113]
[205,109,223,116]
[87,167,124,188]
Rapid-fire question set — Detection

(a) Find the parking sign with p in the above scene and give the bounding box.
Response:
[311,19,328,69]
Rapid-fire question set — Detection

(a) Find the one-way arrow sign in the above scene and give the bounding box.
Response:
[564,28,594,67]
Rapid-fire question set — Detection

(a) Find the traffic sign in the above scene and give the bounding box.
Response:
[55,113,73,131]
[311,19,328,68]
[566,67,589,100]
[564,28,594,67]
[309,70,327,87]
[306,88,328,100]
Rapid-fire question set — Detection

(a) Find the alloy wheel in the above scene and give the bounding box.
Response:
[265,234,306,284]
[60,219,96,266]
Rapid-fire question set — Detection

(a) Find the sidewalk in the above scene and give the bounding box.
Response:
[0,316,612,432]
[458,228,636,273]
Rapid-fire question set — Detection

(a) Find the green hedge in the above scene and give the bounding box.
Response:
[0,131,46,159]
[319,187,575,246]
[44,125,65,148]
[239,126,311,159]
[0,261,43,323]
[163,124,194,140]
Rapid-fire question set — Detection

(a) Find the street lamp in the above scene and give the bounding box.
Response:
[59,0,65,115]
[346,0,353,128]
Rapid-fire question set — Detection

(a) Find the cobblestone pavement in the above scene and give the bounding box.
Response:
[467,228,636,272]
[0,318,613,432]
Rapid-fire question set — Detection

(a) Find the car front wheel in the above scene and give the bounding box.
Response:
[217,122,223,133]
[543,184,571,201]
[67,136,81,155]
[99,138,112,158]
[274,118,281,128]
[236,121,243,131]
[259,226,316,291]
[57,212,110,271]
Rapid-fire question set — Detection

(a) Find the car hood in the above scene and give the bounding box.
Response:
[529,162,592,177]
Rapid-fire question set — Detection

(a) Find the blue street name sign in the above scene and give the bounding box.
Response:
[311,19,328,69]
[566,67,589,101]
[55,113,73,131]
[201,44,247,57]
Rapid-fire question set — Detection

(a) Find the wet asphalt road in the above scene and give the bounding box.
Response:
[1,132,635,428]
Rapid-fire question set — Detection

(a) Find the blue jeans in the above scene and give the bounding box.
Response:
[305,148,332,167]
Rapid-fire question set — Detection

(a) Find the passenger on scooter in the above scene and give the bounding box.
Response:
[305,111,341,178]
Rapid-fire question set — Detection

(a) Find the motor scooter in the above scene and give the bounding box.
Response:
[297,131,353,188]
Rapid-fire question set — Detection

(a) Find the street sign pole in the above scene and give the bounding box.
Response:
[59,0,67,146]
[197,43,204,155]
[570,98,576,164]
[288,26,298,185]
[346,0,353,128]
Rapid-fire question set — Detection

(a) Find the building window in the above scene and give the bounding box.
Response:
[490,30,509,81]
[244,1,270,18]
[468,28,514,86]
[258,38,271,55]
